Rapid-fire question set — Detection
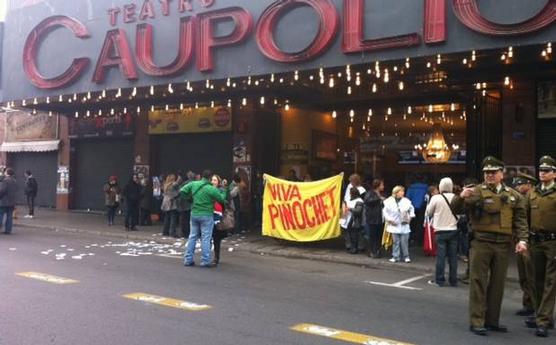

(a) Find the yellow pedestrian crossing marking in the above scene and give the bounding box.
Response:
[291,323,414,345]
[16,272,79,285]
[123,293,211,311]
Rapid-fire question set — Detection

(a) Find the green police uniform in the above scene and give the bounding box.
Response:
[453,157,529,333]
[528,156,556,335]
[513,173,538,315]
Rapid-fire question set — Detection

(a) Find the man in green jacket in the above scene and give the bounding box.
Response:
[181,170,228,267]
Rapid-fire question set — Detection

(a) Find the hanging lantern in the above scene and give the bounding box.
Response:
[422,123,452,163]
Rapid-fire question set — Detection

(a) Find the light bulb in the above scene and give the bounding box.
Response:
[332,111,337,119]
[149,86,154,95]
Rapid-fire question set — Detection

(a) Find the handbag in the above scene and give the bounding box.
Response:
[423,219,436,256]
[216,207,235,231]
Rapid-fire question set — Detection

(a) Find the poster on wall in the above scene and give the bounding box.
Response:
[148,107,232,135]
[312,131,337,161]
[69,113,134,139]
[538,81,556,119]
[57,166,69,194]
[5,110,58,142]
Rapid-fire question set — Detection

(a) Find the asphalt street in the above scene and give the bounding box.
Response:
[0,227,550,345]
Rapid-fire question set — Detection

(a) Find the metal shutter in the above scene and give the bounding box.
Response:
[8,152,58,208]
[72,139,134,211]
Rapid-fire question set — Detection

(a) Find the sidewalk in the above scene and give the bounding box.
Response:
[13,208,520,281]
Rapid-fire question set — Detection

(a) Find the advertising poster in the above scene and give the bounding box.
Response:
[148,107,232,135]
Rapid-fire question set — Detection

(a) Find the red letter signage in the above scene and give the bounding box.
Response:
[23,15,90,89]
[257,0,339,63]
[197,7,253,72]
[342,0,420,53]
[424,0,446,44]
[136,17,195,77]
[453,0,556,35]
[93,29,138,83]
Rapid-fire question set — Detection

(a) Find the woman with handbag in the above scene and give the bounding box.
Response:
[211,175,234,265]
[103,176,121,226]
[346,188,365,254]
[161,174,182,237]
[383,186,415,263]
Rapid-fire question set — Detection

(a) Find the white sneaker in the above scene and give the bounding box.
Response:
[24,215,31,219]
[404,258,412,263]
[388,258,399,263]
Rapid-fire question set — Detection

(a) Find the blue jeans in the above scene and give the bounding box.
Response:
[435,231,459,286]
[184,215,214,266]
[392,233,410,260]
[0,206,14,234]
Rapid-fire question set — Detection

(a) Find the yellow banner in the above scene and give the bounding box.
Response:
[148,107,232,134]
[262,174,343,242]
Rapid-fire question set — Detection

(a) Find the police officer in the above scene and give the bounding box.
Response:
[513,173,538,317]
[454,156,528,336]
[526,156,556,337]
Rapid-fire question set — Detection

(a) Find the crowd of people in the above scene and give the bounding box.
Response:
[103,170,249,267]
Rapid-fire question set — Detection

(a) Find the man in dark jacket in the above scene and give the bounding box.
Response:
[364,179,385,258]
[0,168,18,234]
[123,174,142,231]
[24,170,38,218]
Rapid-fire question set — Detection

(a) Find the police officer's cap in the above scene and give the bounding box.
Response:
[482,156,504,172]
[539,156,556,171]
[513,172,538,186]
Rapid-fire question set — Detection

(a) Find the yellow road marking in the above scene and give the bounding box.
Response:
[16,272,79,285]
[291,323,415,345]
[123,293,211,311]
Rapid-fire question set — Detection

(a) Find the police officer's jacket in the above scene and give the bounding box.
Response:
[528,184,556,233]
[452,183,528,242]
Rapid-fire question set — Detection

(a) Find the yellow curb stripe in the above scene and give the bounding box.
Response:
[16,272,79,285]
[291,323,415,345]
[123,293,211,311]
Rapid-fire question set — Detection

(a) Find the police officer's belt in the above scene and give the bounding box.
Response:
[474,232,512,243]
[530,232,556,243]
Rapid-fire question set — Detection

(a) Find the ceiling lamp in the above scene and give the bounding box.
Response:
[421,123,452,163]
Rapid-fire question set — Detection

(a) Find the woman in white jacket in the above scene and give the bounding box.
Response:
[383,186,415,263]
[425,177,458,287]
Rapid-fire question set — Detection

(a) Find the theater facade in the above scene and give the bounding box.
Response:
[0,0,555,210]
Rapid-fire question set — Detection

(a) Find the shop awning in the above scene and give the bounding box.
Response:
[0,140,60,153]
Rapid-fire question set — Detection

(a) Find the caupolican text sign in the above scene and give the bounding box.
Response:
[262,174,342,242]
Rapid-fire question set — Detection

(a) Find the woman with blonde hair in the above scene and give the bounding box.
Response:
[383,185,415,263]
[161,173,182,237]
